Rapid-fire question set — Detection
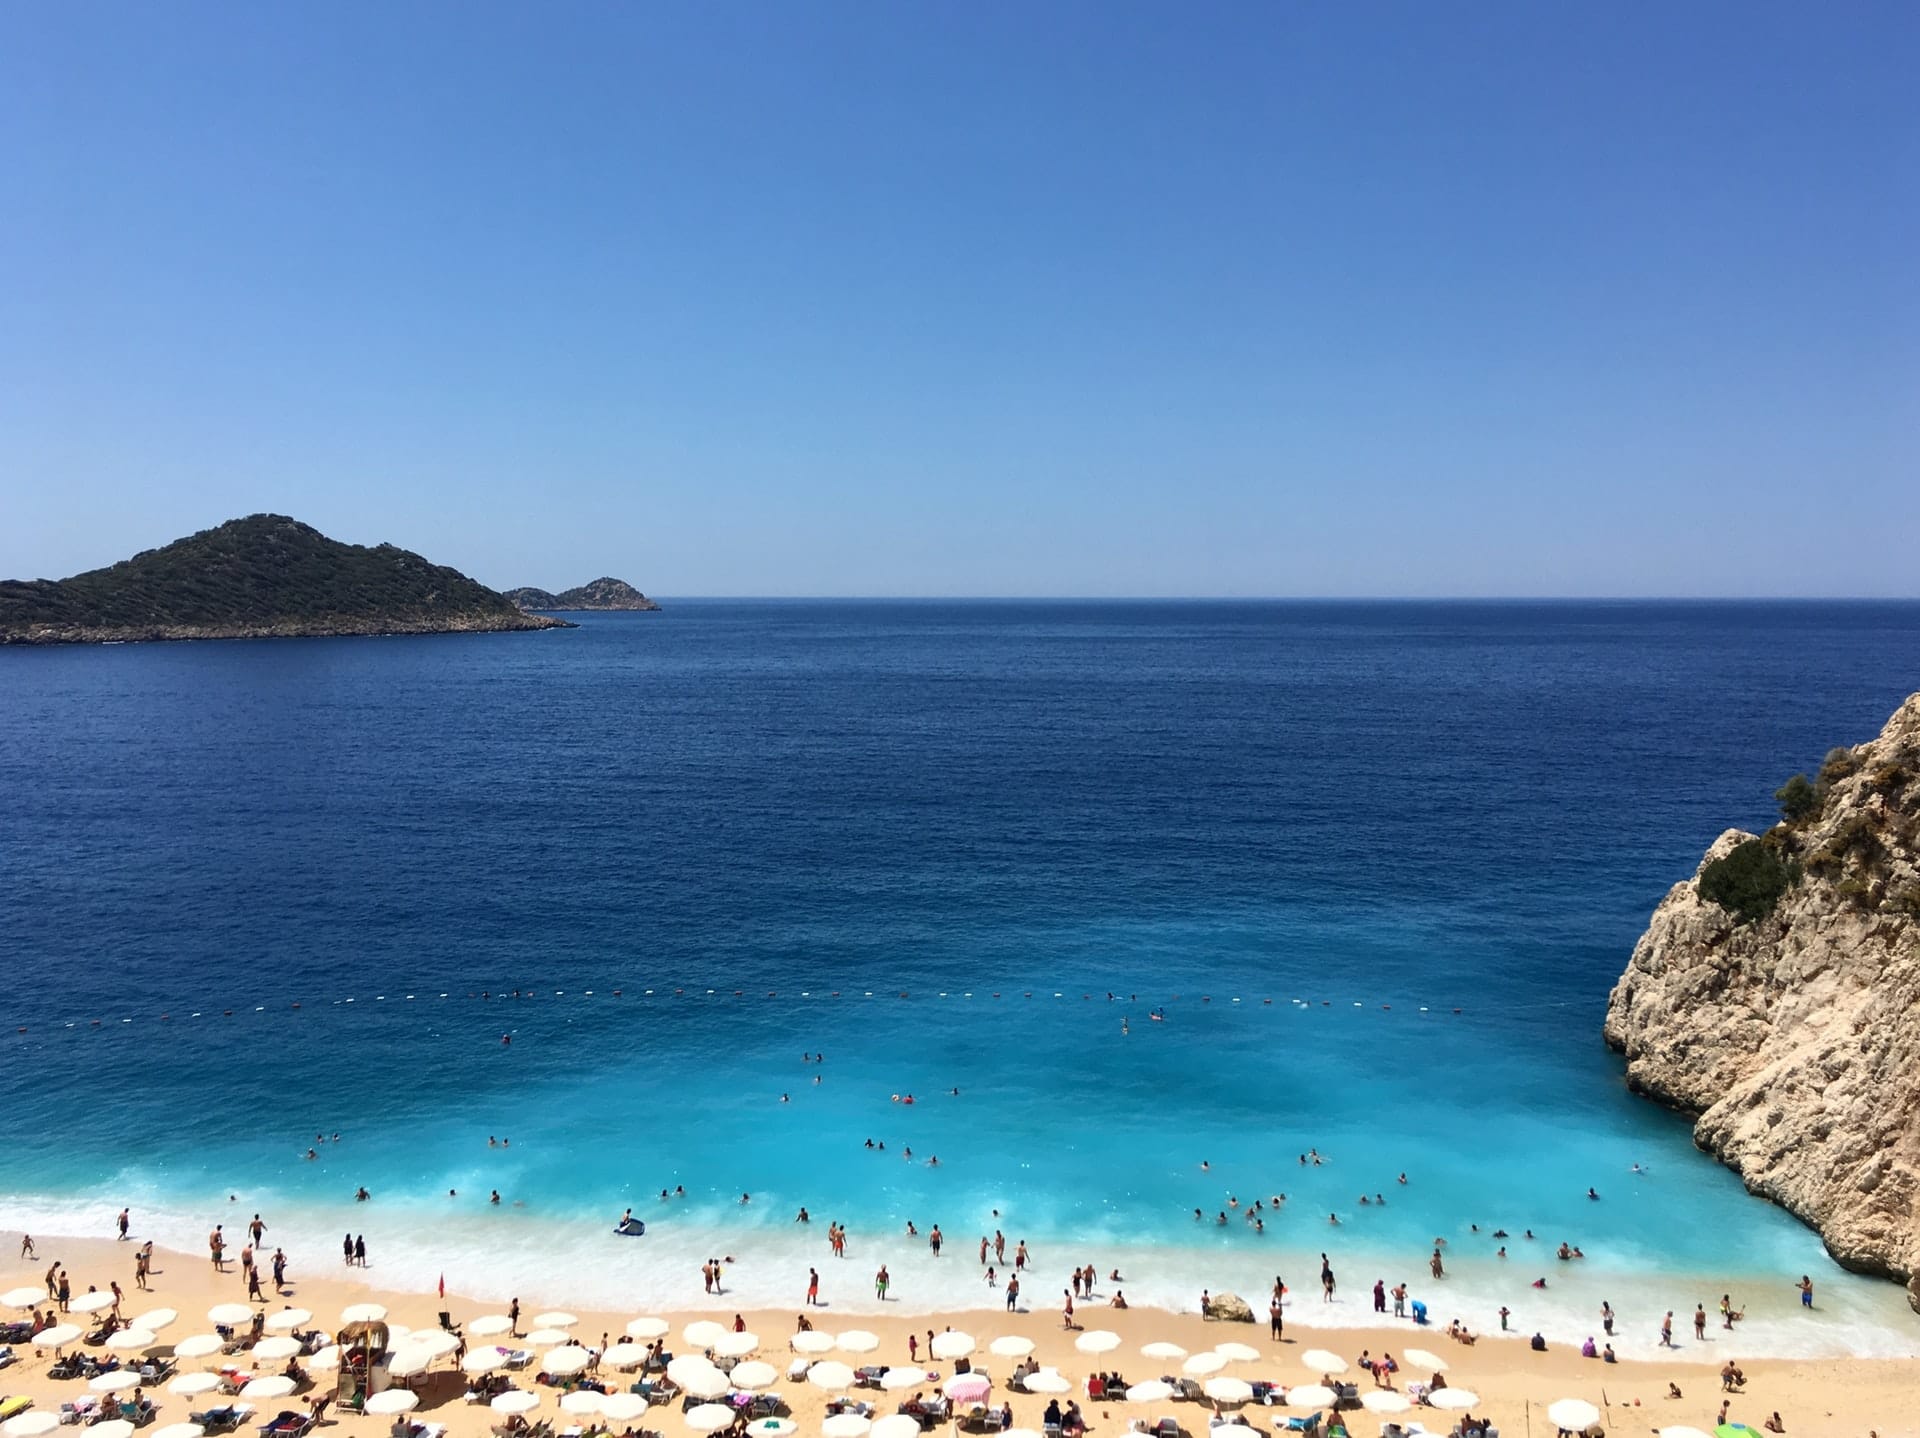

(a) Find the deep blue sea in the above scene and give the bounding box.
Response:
[4,601,1919,1356]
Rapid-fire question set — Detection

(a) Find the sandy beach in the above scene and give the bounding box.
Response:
[3,1237,1911,1438]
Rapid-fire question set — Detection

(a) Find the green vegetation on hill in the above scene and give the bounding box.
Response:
[0,514,567,645]
[506,577,659,611]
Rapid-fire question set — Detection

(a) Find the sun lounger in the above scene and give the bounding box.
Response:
[256,1410,312,1437]
[1173,1380,1204,1404]
[854,1368,886,1389]
[60,1400,98,1426]
[0,1348,16,1370]
[1281,1414,1321,1437]
[1153,1420,1178,1438]
[0,1400,31,1422]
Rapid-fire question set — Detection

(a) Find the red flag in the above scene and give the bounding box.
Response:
[437,1273,445,1298]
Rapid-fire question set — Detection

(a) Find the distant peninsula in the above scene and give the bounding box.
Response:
[506,578,660,612]
[0,514,571,646]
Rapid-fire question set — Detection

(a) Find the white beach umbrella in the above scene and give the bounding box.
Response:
[407,1330,460,1359]
[70,1291,118,1315]
[943,1374,992,1404]
[169,1374,223,1397]
[879,1366,926,1391]
[820,1416,870,1438]
[790,1331,836,1355]
[90,1422,135,1438]
[929,1331,975,1361]
[2,1287,45,1309]
[808,1360,856,1392]
[1360,1392,1411,1415]
[91,1371,144,1393]
[603,1342,649,1368]
[730,1360,779,1390]
[1286,1385,1336,1409]
[684,1404,735,1433]
[1211,1426,1260,1438]
[543,1345,594,1376]
[1402,1348,1446,1372]
[306,1345,342,1372]
[250,1336,302,1361]
[668,1355,723,1388]
[341,1303,386,1323]
[1021,1371,1070,1396]
[743,1420,792,1438]
[242,1376,296,1401]
[1073,1330,1120,1355]
[491,1392,541,1415]
[261,1309,309,1332]
[1656,1428,1712,1438]
[626,1317,670,1340]
[386,1349,433,1380]
[835,1330,880,1354]
[4,1417,59,1438]
[602,1394,651,1422]
[32,1323,83,1348]
[149,1425,204,1438]
[872,1416,923,1438]
[208,1304,255,1325]
[365,1391,419,1416]
[105,1328,159,1351]
[1202,1378,1252,1404]
[714,1330,759,1358]
[1125,1381,1172,1404]
[132,1308,179,1333]
[678,1366,732,1401]
[1139,1342,1185,1361]
[684,1320,728,1349]
[533,1312,578,1330]
[524,1328,573,1347]
[988,1336,1035,1359]
[1182,1352,1227,1376]
[1429,1388,1478,1411]
[462,1347,510,1373]
[469,1315,514,1337]
[1299,1350,1346,1377]
[1002,1430,1045,1438]
[1547,1399,1600,1431]
[1213,1342,1260,1364]
[388,1325,414,1342]
[173,1334,223,1359]
[560,1392,604,1417]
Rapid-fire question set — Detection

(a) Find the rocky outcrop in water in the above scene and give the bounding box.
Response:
[1603,693,1920,1313]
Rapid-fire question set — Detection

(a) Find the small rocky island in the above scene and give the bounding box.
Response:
[506,577,660,612]
[1605,692,1920,1311]
[0,514,570,645]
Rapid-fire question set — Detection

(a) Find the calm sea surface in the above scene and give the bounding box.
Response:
[4,601,1918,1355]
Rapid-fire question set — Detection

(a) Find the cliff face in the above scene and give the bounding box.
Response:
[1604,693,1920,1312]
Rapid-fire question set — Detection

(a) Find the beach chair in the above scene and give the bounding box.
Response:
[1281,1414,1320,1437]
[854,1367,885,1389]
[1173,1379,1204,1404]
[1153,1419,1178,1438]
[256,1410,311,1437]
[785,1360,808,1383]
[0,1347,15,1370]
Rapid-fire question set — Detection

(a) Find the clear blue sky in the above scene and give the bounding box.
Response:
[2,3,1914,596]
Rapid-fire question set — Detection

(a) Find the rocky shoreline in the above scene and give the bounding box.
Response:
[1,611,572,645]
[1604,693,1920,1313]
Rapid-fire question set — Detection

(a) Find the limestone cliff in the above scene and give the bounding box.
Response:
[1604,693,1920,1312]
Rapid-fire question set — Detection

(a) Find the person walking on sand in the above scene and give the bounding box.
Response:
[45,1262,59,1299]
[508,1298,521,1336]
[807,1268,820,1307]
[1660,1311,1675,1348]
[1269,1295,1283,1339]
[1061,1290,1074,1329]
[20,1235,33,1259]
[134,1246,150,1291]
[1006,1275,1020,1312]
[209,1225,226,1271]
[272,1248,287,1291]
[117,1209,130,1241]
[249,1214,266,1248]
[57,1270,71,1312]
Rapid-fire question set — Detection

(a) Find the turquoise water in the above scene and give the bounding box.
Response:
[3,601,1918,1356]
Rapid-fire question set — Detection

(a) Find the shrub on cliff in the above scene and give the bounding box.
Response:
[1698,838,1796,923]
[1775,773,1820,825]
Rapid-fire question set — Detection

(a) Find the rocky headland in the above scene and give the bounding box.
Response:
[506,577,660,611]
[1604,693,1920,1311]
[0,515,570,645]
